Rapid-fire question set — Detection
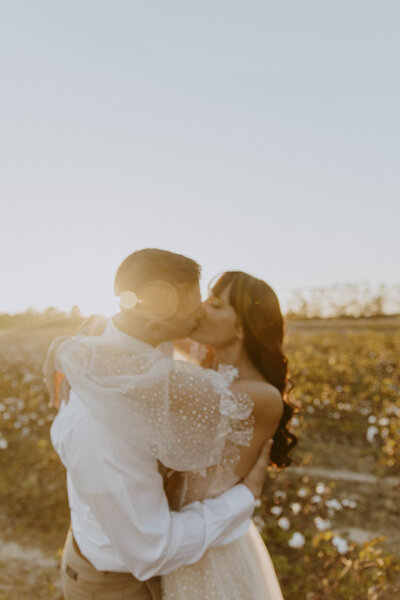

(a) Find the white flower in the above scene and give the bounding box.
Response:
[0,438,8,450]
[15,398,24,410]
[332,536,349,554]
[290,502,302,514]
[316,483,326,495]
[310,494,322,504]
[288,532,305,549]
[274,490,287,501]
[297,487,308,498]
[314,517,332,531]
[368,415,377,424]
[253,515,264,532]
[366,425,379,442]
[22,371,36,383]
[271,506,283,516]
[342,499,357,509]
[278,517,290,530]
[254,498,262,508]
[291,417,300,428]
[385,404,400,416]
[307,406,315,414]
[326,499,342,511]
[381,427,389,439]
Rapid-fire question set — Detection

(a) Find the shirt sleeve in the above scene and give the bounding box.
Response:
[57,332,253,472]
[54,404,255,580]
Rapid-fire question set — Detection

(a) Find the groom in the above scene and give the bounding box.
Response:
[46,249,271,600]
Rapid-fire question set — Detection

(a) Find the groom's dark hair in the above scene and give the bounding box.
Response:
[114,249,201,295]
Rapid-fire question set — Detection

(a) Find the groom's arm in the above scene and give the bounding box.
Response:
[51,393,258,580]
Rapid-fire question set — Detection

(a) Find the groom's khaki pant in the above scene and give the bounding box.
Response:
[61,530,161,600]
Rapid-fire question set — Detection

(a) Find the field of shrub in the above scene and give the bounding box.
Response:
[0,319,399,599]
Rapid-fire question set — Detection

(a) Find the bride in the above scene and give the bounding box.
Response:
[161,271,297,599]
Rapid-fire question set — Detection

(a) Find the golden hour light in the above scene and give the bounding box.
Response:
[2,2,400,598]
[139,280,179,320]
[118,290,138,310]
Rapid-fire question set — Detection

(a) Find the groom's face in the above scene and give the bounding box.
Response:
[143,281,203,341]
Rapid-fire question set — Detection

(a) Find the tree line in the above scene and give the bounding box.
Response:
[285,283,400,319]
[1,283,399,328]
[0,305,84,329]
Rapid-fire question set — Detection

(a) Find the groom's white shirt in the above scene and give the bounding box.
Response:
[50,320,255,580]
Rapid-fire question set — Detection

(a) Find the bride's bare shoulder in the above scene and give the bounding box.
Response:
[231,379,283,423]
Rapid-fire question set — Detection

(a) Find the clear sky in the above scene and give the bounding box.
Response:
[1,1,399,315]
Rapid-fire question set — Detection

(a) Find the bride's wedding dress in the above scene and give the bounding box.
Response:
[163,464,284,599]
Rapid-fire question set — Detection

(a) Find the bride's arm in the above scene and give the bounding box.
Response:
[43,315,109,407]
[154,359,254,471]
[52,332,253,472]
[43,335,72,407]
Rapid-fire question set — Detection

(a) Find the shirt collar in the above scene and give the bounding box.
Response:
[104,318,173,357]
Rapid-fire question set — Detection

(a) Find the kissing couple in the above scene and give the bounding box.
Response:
[44,248,297,599]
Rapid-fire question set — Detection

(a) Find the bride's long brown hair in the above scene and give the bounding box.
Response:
[211,271,298,468]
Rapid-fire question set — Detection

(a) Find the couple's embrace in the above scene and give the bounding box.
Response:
[44,249,297,599]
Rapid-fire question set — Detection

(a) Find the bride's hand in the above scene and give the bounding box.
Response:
[241,439,273,499]
[43,315,106,408]
[42,335,72,408]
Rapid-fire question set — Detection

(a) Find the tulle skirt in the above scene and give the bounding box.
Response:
[162,521,284,599]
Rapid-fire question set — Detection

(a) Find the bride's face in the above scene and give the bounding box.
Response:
[191,285,242,347]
